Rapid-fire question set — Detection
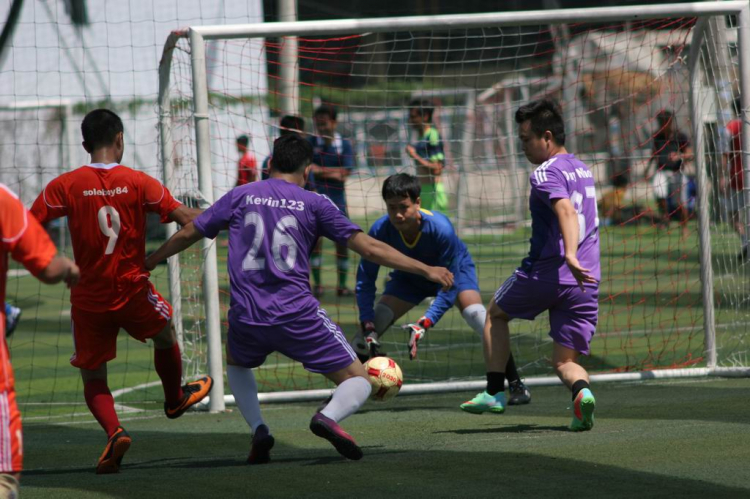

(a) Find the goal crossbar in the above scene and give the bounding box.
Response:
[186,2,748,40]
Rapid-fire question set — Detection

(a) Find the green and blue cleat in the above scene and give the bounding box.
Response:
[570,388,595,431]
[459,391,506,414]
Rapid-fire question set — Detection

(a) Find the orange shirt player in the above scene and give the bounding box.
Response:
[236,135,258,186]
[1,184,79,496]
[30,109,212,474]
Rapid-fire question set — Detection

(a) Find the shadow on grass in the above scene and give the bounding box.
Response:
[434,423,569,435]
[20,422,748,498]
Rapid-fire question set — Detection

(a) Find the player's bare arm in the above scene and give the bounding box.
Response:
[168,205,203,226]
[406,145,443,175]
[37,256,80,287]
[145,222,203,270]
[347,231,453,289]
[552,198,596,289]
[312,164,348,182]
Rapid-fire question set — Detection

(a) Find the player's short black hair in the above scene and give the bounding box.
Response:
[382,173,421,202]
[313,104,337,121]
[409,99,434,122]
[734,96,742,116]
[236,135,249,146]
[81,109,124,150]
[515,99,566,146]
[271,134,313,174]
[279,115,305,136]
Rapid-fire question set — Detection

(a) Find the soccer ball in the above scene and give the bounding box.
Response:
[364,357,403,402]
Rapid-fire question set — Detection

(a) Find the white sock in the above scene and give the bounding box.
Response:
[227,364,266,433]
[320,376,371,423]
[462,303,487,338]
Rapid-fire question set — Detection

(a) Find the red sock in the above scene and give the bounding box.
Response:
[154,343,184,406]
[83,379,120,437]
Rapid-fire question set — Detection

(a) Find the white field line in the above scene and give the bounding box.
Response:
[24,404,145,422]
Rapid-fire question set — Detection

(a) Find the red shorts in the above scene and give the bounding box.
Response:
[70,281,172,370]
[0,387,23,473]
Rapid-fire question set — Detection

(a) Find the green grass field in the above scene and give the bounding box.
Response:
[6,221,749,419]
[3,217,750,496]
[20,378,750,498]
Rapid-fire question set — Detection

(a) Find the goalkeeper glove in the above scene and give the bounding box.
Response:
[360,321,383,358]
[402,316,433,360]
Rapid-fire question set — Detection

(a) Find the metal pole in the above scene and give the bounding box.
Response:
[688,18,717,368]
[63,103,75,254]
[504,88,524,225]
[189,28,226,412]
[58,104,68,251]
[457,90,476,234]
[210,366,750,406]
[738,7,750,268]
[158,32,186,353]
[278,0,299,116]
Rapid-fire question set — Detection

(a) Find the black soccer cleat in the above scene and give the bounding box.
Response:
[507,381,532,406]
[247,424,275,465]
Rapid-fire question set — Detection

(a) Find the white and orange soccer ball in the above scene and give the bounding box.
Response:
[364,356,403,402]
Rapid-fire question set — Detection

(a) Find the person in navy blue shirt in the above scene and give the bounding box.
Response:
[353,173,531,405]
[308,105,356,297]
[261,115,305,181]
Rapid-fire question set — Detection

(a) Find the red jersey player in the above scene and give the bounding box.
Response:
[30,109,212,474]
[1,183,79,495]
[724,98,747,260]
[236,135,258,186]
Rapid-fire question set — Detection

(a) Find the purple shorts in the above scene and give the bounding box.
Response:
[493,272,598,355]
[227,307,357,374]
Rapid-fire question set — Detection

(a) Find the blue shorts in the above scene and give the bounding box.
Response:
[493,271,598,355]
[227,307,357,374]
[384,253,479,305]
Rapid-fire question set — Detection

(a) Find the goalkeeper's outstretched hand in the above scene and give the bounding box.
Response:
[402,316,433,360]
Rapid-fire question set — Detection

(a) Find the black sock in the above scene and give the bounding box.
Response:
[571,380,590,401]
[505,354,521,385]
[486,372,506,396]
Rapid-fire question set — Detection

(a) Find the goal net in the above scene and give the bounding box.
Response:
[158,3,750,406]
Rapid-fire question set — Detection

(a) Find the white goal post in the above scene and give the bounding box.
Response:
[158,2,750,411]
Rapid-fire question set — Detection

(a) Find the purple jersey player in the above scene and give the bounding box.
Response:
[146,134,453,463]
[460,99,600,431]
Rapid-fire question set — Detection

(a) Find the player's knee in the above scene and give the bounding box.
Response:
[552,358,572,373]
[373,303,395,335]
[461,303,487,337]
[488,302,510,322]
[552,349,579,373]
[152,323,176,349]
[80,365,107,383]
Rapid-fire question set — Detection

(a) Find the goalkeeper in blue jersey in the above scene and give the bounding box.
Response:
[353,173,530,405]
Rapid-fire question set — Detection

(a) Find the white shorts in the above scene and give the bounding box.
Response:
[653,170,669,199]
[654,170,688,204]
